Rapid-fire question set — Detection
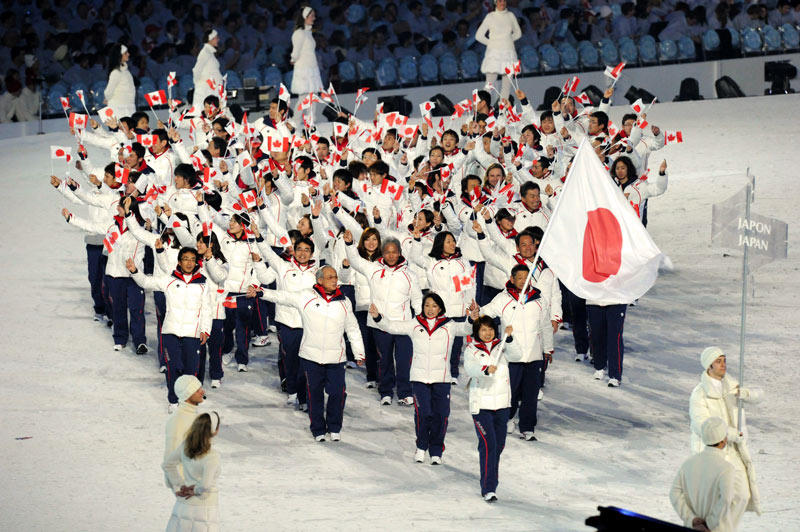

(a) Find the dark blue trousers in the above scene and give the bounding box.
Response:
[163,334,202,404]
[482,285,502,308]
[373,329,413,398]
[143,246,154,275]
[356,310,378,382]
[277,324,305,399]
[471,260,486,305]
[86,244,107,315]
[106,276,146,347]
[251,284,272,337]
[508,361,543,433]
[450,336,464,379]
[223,294,254,365]
[472,408,510,496]
[199,318,225,382]
[154,291,166,367]
[566,288,590,356]
[587,304,627,381]
[341,285,356,362]
[412,382,451,457]
[302,359,346,437]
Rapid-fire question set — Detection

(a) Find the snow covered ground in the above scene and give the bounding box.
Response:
[2,94,799,531]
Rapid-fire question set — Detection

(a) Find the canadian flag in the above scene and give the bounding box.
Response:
[452,264,477,293]
[380,179,404,201]
[319,83,336,104]
[562,76,580,94]
[167,72,177,87]
[103,226,121,253]
[144,90,167,107]
[278,83,290,102]
[238,190,258,210]
[75,89,86,105]
[202,221,214,237]
[399,124,418,139]
[664,131,684,145]
[97,106,116,121]
[469,185,483,206]
[169,99,182,111]
[356,87,369,101]
[538,141,663,303]
[69,112,88,129]
[439,163,453,181]
[202,166,218,184]
[206,79,217,91]
[60,97,70,112]
[50,146,73,162]
[574,92,592,105]
[630,98,645,115]
[136,134,158,147]
[266,136,290,152]
[114,164,130,184]
[296,93,316,111]
[604,61,626,81]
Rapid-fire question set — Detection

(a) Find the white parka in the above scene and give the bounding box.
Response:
[373,315,472,383]
[131,267,213,338]
[191,43,223,109]
[481,285,551,362]
[67,214,144,277]
[255,237,318,328]
[408,248,475,318]
[689,371,763,515]
[260,286,365,364]
[464,337,523,414]
[104,64,136,117]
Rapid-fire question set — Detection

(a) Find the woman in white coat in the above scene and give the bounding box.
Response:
[162,412,222,532]
[464,315,523,502]
[475,0,522,100]
[104,43,136,118]
[192,30,223,111]
[290,6,323,102]
[370,293,478,465]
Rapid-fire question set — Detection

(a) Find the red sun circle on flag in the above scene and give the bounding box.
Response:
[582,208,623,283]
[104,109,113,117]
[55,149,65,157]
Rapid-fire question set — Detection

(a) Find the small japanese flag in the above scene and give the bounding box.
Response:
[144,90,167,107]
[419,100,435,116]
[630,99,645,115]
[50,146,73,162]
[278,83,290,102]
[399,124,419,139]
[97,106,116,121]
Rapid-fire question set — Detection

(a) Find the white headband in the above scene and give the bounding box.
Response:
[210,411,220,433]
[302,7,313,19]
[120,45,128,55]
[208,29,218,42]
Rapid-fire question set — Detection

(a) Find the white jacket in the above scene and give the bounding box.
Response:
[373,315,471,383]
[67,214,144,277]
[464,337,523,414]
[345,243,422,327]
[621,170,668,220]
[256,237,318,328]
[670,447,747,532]
[475,10,522,52]
[132,268,212,338]
[192,43,222,109]
[409,249,475,318]
[163,402,199,487]
[511,202,550,233]
[260,286,364,364]
[104,64,136,116]
[482,286,550,362]
[163,446,221,506]
[212,225,256,294]
[689,371,763,514]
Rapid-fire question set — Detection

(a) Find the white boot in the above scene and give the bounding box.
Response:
[286,393,297,406]
[414,448,425,463]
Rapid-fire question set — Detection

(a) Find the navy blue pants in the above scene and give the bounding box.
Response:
[163,334,202,404]
[471,261,486,305]
[223,294,254,365]
[251,283,272,337]
[356,311,378,382]
[199,318,225,382]
[277,324,305,400]
[509,361,543,433]
[106,276,146,347]
[86,244,107,315]
[373,329,413,399]
[143,246,154,275]
[450,336,464,379]
[566,288,590,356]
[587,304,627,381]
[412,382,451,457]
[341,285,356,362]
[482,285,502,307]
[558,280,572,325]
[154,291,166,367]
[302,359,346,437]
[472,408,510,496]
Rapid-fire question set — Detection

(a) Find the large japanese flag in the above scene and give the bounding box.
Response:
[538,141,663,303]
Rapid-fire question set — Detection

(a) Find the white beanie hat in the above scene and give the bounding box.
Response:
[701,346,725,370]
[175,375,202,402]
[701,416,728,445]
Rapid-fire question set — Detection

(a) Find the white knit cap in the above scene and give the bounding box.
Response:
[701,416,728,445]
[209,411,220,433]
[120,45,128,55]
[701,346,725,370]
[175,375,202,402]
[302,6,313,18]
[208,29,218,42]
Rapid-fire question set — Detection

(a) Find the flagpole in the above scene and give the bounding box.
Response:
[489,139,590,365]
[737,170,754,431]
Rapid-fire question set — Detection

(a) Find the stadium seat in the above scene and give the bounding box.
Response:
[702,30,720,53]
[598,39,619,66]
[282,70,293,91]
[658,39,678,62]
[46,89,66,115]
[539,44,560,72]
[357,59,376,82]
[439,53,459,81]
[459,50,481,80]
[398,57,419,86]
[742,28,763,54]
[419,54,439,83]
[519,45,540,73]
[269,45,288,68]
[339,61,357,84]
[139,77,156,95]
[577,42,600,69]
[243,68,263,86]
[618,38,638,64]
[558,43,579,70]
[638,35,658,64]
[677,37,696,60]
[262,65,282,88]
[376,58,398,88]
[225,71,242,88]
[762,25,782,52]
[90,81,107,109]
[782,23,800,51]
